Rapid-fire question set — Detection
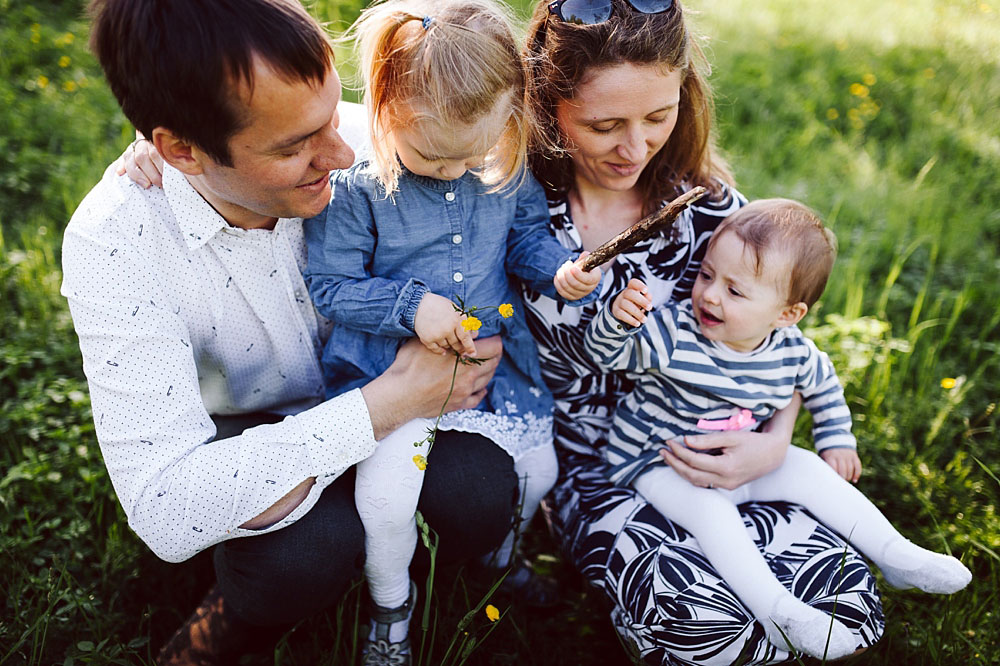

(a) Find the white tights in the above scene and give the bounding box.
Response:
[634,445,969,657]
[356,419,558,609]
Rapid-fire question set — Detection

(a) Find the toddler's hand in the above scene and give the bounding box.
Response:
[820,448,862,483]
[115,135,164,189]
[413,293,477,357]
[612,278,651,327]
[554,252,601,301]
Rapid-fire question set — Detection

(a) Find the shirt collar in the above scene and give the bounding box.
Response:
[163,165,229,251]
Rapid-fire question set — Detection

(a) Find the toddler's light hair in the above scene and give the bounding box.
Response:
[710,198,838,307]
[350,0,527,194]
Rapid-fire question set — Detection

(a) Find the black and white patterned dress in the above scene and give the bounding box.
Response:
[520,184,885,664]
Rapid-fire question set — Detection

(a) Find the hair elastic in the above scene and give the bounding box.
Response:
[421,15,434,30]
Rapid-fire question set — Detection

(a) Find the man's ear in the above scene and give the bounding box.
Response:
[151,127,206,176]
[776,301,808,328]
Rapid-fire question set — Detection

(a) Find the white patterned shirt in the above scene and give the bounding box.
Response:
[61,155,379,562]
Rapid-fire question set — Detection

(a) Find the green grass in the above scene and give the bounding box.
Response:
[2,0,998,664]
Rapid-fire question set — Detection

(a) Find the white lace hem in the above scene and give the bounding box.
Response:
[438,410,553,462]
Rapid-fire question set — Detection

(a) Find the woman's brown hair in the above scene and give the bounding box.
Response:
[524,0,732,214]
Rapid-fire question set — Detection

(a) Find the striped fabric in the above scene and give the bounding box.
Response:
[585,299,856,485]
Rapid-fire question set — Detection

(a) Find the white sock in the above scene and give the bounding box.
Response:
[877,537,972,593]
[766,595,857,660]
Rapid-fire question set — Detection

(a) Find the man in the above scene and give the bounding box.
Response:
[63,0,517,662]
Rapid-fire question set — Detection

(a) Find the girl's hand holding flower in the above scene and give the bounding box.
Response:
[555,251,602,301]
[414,292,478,357]
[612,278,652,327]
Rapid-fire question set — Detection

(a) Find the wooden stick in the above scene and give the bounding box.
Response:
[581,186,708,272]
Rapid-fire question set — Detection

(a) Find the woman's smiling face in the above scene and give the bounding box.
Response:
[556,63,682,194]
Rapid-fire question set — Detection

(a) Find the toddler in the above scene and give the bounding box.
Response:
[584,198,970,659]
[303,1,600,663]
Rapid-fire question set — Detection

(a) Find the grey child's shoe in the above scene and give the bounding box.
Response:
[361,581,418,666]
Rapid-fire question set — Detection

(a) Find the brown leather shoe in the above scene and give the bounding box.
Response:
[156,586,278,666]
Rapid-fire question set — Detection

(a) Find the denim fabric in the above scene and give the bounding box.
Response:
[304,164,588,444]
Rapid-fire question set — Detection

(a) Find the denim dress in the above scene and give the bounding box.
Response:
[304,162,587,459]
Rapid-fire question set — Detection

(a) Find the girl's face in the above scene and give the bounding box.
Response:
[691,231,802,353]
[556,63,682,195]
[391,94,511,181]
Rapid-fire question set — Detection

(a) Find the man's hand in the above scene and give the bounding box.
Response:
[413,292,477,357]
[361,336,501,440]
[820,448,862,483]
[555,251,602,301]
[612,278,651,327]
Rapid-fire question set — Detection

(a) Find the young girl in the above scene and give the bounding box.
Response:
[302,1,601,662]
[584,200,970,659]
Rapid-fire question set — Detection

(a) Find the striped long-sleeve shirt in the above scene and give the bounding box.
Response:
[584,299,856,486]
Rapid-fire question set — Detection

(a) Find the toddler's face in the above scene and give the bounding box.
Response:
[691,231,798,353]
[390,93,511,181]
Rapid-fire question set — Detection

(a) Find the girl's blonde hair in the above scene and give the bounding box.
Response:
[351,0,527,194]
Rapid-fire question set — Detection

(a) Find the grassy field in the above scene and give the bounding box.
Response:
[1,0,998,664]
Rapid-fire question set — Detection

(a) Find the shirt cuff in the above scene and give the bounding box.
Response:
[295,388,378,475]
[400,281,430,333]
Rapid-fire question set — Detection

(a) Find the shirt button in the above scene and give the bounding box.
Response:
[452,234,462,244]
[453,272,464,283]
[444,192,456,202]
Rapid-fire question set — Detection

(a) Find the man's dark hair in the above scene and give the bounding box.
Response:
[89,0,334,166]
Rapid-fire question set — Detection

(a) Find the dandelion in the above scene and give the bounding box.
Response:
[412,454,427,471]
[498,303,514,318]
[485,604,500,622]
[37,75,49,89]
[63,80,77,93]
[940,377,956,389]
[59,56,71,68]
[826,108,839,120]
[461,316,482,332]
[849,83,869,98]
[862,73,877,86]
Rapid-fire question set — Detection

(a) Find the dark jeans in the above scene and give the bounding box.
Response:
[210,416,518,628]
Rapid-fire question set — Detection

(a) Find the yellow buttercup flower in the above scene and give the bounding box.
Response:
[849,83,869,98]
[63,80,77,92]
[498,303,514,318]
[485,604,500,622]
[461,316,482,332]
[59,56,71,68]
[36,75,49,89]
[412,454,427,471]
[940,377,956,389]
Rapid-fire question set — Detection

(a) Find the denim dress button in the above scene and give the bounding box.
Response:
[445,192,456,202]
[452,234,462,244]
[453,272,463,283]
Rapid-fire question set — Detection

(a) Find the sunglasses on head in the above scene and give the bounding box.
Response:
[547,0,674,25]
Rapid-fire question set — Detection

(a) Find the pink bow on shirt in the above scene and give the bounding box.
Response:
[697,408,757,432]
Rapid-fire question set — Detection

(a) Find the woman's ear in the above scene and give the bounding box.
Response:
[776,301,809,328]
[151,127,205,176]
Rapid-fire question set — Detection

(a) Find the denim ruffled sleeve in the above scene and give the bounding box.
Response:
[303,167,429,336]
[505,172,595,305]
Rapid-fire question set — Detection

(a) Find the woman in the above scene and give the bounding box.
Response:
[519,0,884,662]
